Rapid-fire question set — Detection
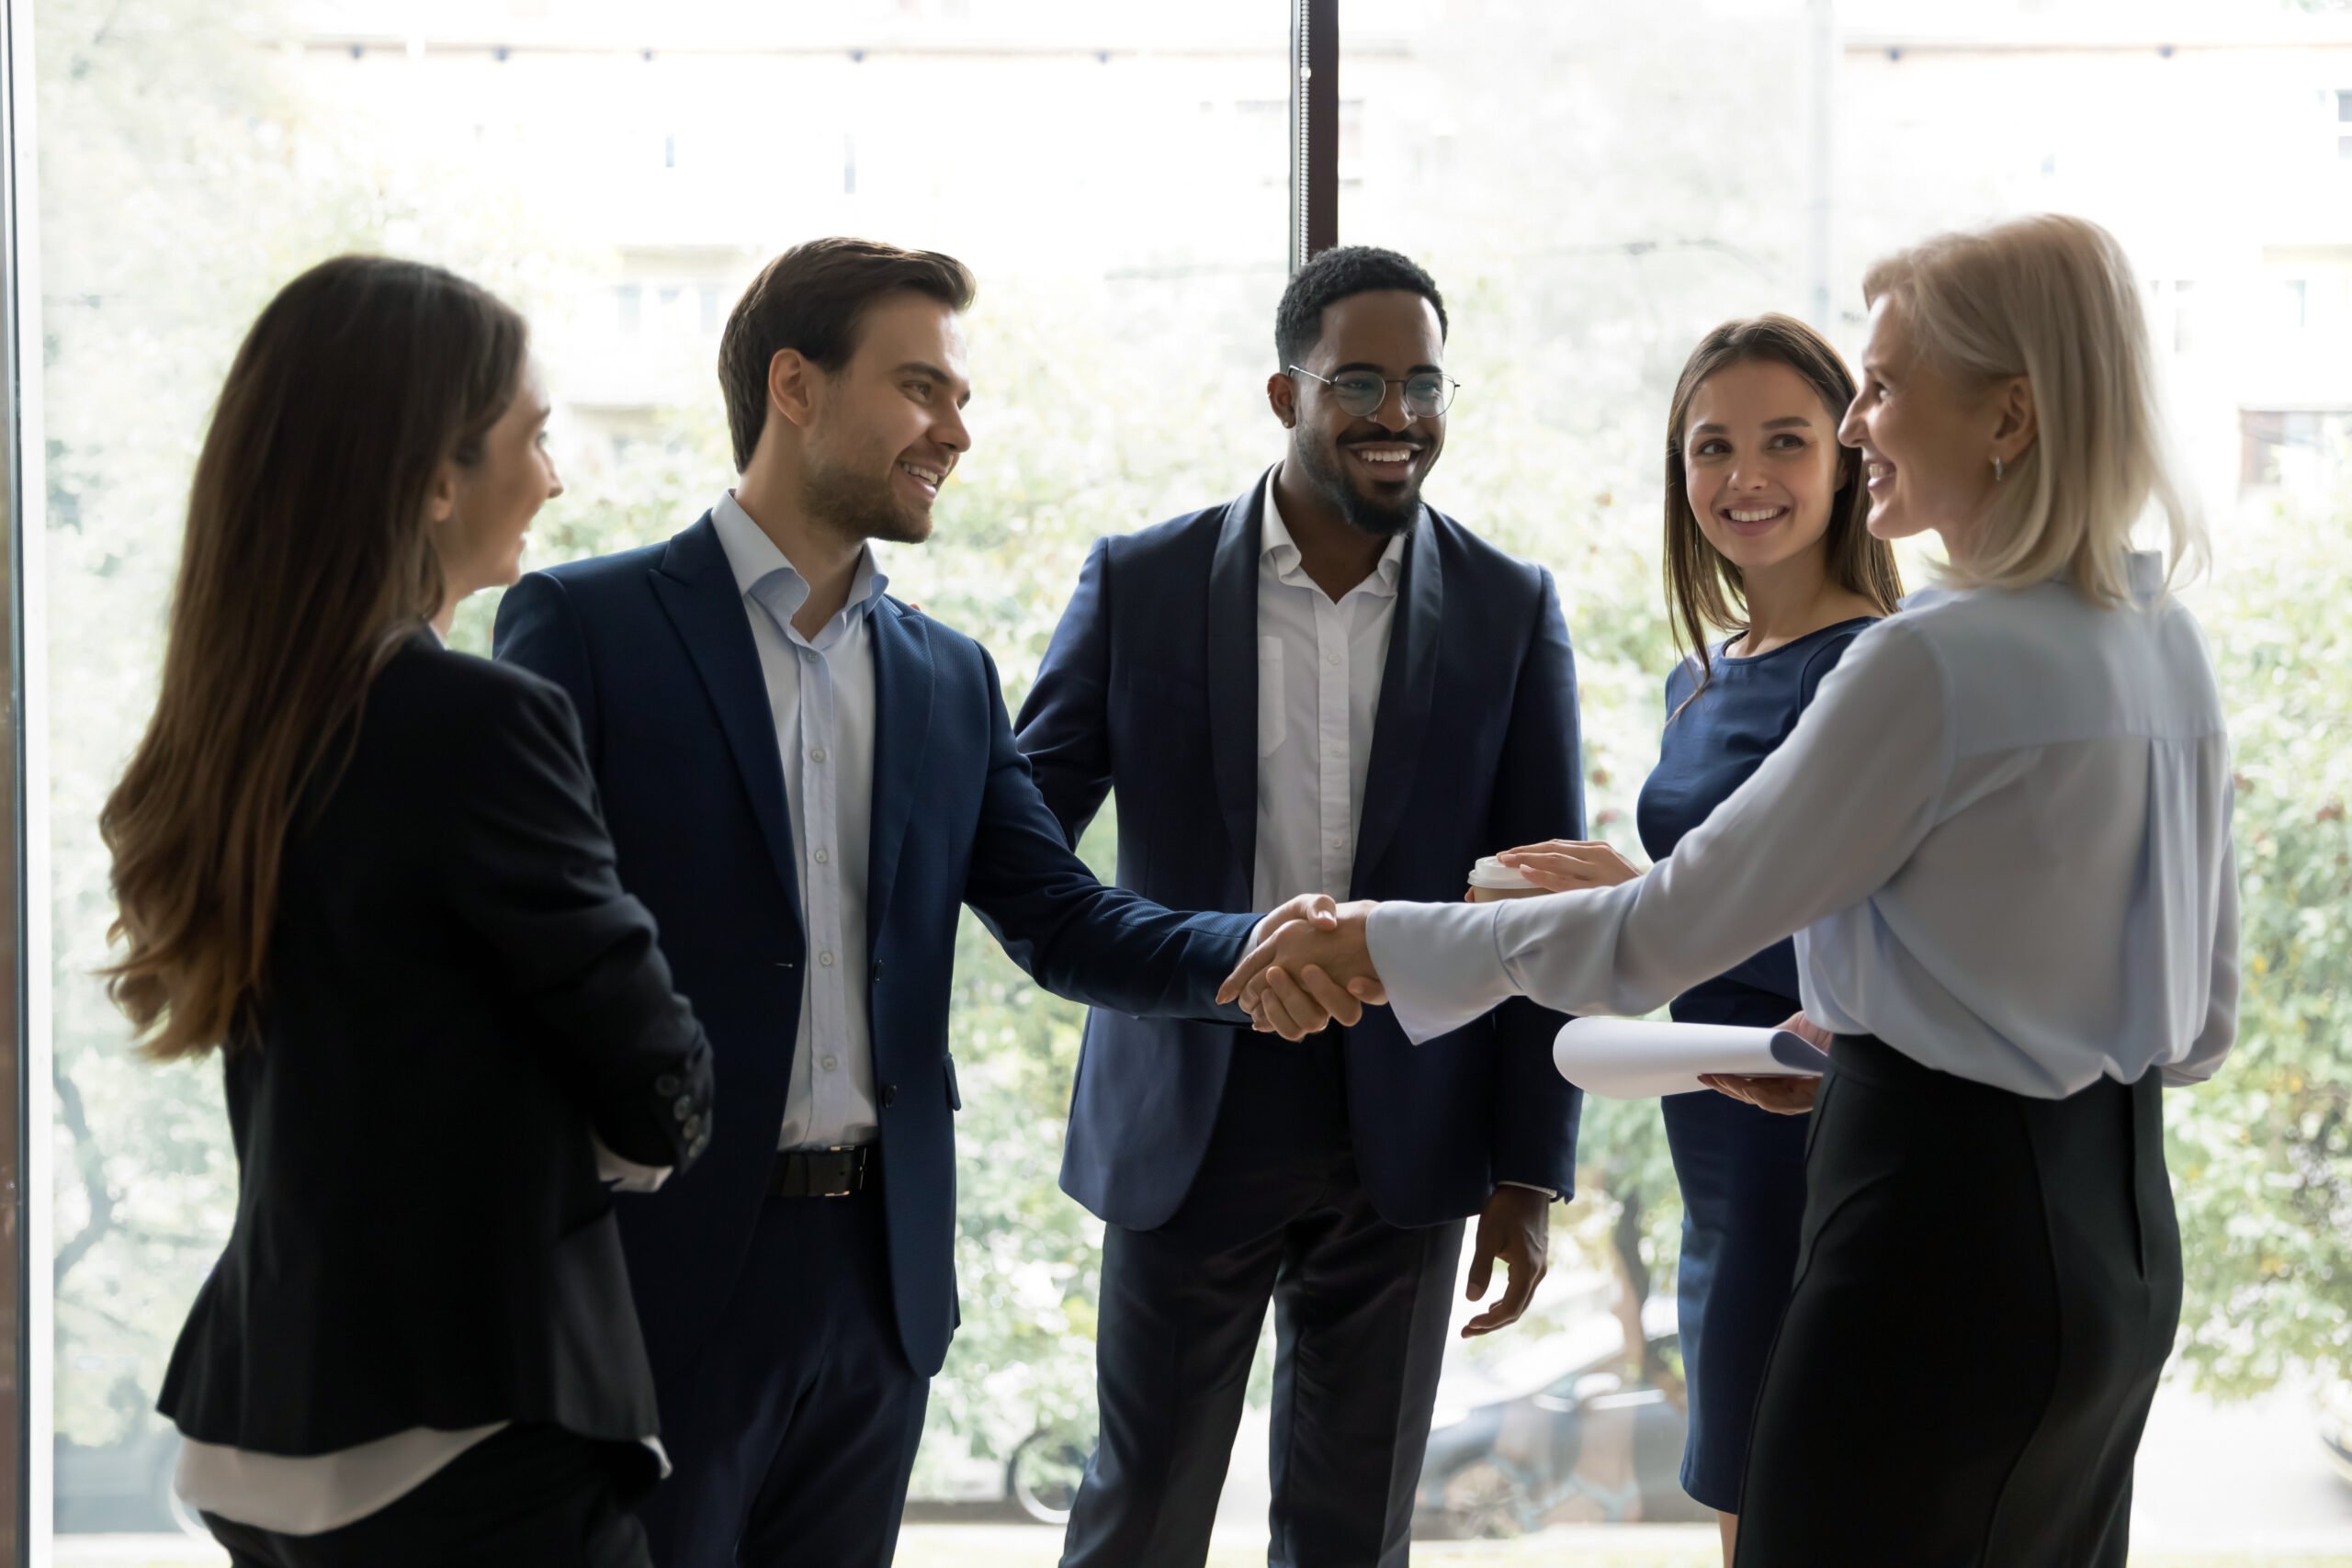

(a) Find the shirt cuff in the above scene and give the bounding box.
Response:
[593,1133,673,1193]
[1366,899,1520,1043]
[1497,1180,1559,1200]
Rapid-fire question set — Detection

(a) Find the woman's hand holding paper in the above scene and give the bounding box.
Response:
[1700,1012,1834,1115]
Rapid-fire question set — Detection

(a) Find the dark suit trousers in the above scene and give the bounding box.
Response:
[1735,1034,2179,1568]
[1060,1035,1465,1568]
[202,1424,653,1568]
[639,1183,930,1568]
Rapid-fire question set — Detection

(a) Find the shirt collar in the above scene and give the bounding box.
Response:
[712,489,890,627]
[1259,469,1405,597]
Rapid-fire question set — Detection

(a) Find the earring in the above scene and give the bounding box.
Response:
[1992,454,2005,484]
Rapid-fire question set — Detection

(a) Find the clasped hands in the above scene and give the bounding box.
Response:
[1228,896,1385,1039]
[1237,845,1830,1115]
[1226,835,1638,1039]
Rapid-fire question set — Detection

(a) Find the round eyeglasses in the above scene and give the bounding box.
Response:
[1287,365,1461,420]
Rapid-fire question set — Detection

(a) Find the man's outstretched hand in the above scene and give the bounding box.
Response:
[1218,900,1385,1039]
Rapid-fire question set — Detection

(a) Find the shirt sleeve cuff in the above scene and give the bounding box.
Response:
[1497,1180,1559,1199]
[593,1133,673,1193]
[1366,899,1521,1044]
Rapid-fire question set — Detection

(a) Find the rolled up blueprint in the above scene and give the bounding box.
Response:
[1552,1017,1831,1100]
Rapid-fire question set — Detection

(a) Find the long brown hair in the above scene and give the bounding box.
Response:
[1661,313,1904,703]
[101,255,527,1061]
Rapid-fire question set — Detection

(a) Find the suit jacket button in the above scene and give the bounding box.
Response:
[881,1084,899,1108]
[673,1095,695,1122]
[655,1074,682,1097]
[683,1114,704,1143]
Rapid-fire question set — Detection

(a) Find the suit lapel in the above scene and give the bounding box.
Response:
[1205,479,1267,908]
[1351,510,1444,897]
[865,597,935,953]
[650,513,804,920]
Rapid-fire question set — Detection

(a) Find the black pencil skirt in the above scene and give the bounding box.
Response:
[1733,1033,2182,1568]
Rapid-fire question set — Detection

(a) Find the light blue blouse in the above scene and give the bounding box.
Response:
[1368,554,2239,1099]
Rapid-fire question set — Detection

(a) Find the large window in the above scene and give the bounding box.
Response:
[1337,0,2352,1556]
[23,0,2352,1562]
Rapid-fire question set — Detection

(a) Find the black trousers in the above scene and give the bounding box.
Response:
[1735,1034,2181,1568]
[203,1423,653,1568]
[637,1182,930,1568]
[1061,1033,1465,1568]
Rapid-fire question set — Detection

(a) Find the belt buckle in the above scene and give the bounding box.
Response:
[817,1145,865,1199]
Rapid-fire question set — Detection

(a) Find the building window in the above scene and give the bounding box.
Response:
[617,284,642,334]
[2240,407,2352,496]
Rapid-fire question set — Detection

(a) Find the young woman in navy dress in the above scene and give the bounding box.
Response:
[1497,315,1900,1564]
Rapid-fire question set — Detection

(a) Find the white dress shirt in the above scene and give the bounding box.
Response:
[1252,471,1405,908]
[709,491,885,1151]
[1367,553,2239,1100]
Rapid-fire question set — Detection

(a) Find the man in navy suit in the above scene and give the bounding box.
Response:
[494,238,1343,1568]
[1015,246,1588,1568]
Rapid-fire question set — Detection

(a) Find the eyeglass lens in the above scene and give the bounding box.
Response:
[1329,373,1453,418]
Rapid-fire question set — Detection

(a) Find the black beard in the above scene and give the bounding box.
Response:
[1295,434,1423,538]
[802,453,932,546]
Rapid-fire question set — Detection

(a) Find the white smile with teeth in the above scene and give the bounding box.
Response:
[1351,447,1414,462]
[1725,507,1786,523]
[899,461,945,486]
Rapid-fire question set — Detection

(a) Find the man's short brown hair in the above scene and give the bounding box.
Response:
[718,237,978,471]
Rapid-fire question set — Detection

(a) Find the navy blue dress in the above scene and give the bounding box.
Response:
[1634,617,1875,1513]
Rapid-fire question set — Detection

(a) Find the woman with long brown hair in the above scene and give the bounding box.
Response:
[102,254,712,1566]
[1423,314,1900,1563]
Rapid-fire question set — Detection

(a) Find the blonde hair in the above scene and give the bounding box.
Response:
[1861,213,2206,604]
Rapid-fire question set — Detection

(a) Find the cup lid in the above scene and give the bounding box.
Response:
[1467,855,1538,889]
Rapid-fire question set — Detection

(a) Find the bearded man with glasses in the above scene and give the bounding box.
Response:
[1016,245,1590,1568]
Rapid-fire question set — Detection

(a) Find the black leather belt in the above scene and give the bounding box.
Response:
[770,1145,875,1199]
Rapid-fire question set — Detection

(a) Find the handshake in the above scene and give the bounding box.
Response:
[1227,839,1635,1039]
[1225,895,1386,1039]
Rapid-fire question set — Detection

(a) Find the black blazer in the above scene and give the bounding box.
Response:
[156,632,714,1455]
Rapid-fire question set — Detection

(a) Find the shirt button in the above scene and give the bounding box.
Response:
[1325,651,1341,667]
[821,1054,839,1072]
[810,747,829,763]
[820,951,835,967]
[814,848,830,864]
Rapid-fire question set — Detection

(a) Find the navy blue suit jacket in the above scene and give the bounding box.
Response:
[493,513,1257,1388]
[1016,476,1587,1232]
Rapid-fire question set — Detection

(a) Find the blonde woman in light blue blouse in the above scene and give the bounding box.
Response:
[1220,213,2237,1568]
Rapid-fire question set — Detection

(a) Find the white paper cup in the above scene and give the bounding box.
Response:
[1466,855,1544,901]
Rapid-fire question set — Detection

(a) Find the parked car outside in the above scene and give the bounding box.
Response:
[1414,1316,1712,1538]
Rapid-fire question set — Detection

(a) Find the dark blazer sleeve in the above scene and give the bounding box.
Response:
[967,645,1256,1023]
[442,672,714,1170]
[492,571,601,763]
[1483,567,1587,1195]
[1012,538,1115,849]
